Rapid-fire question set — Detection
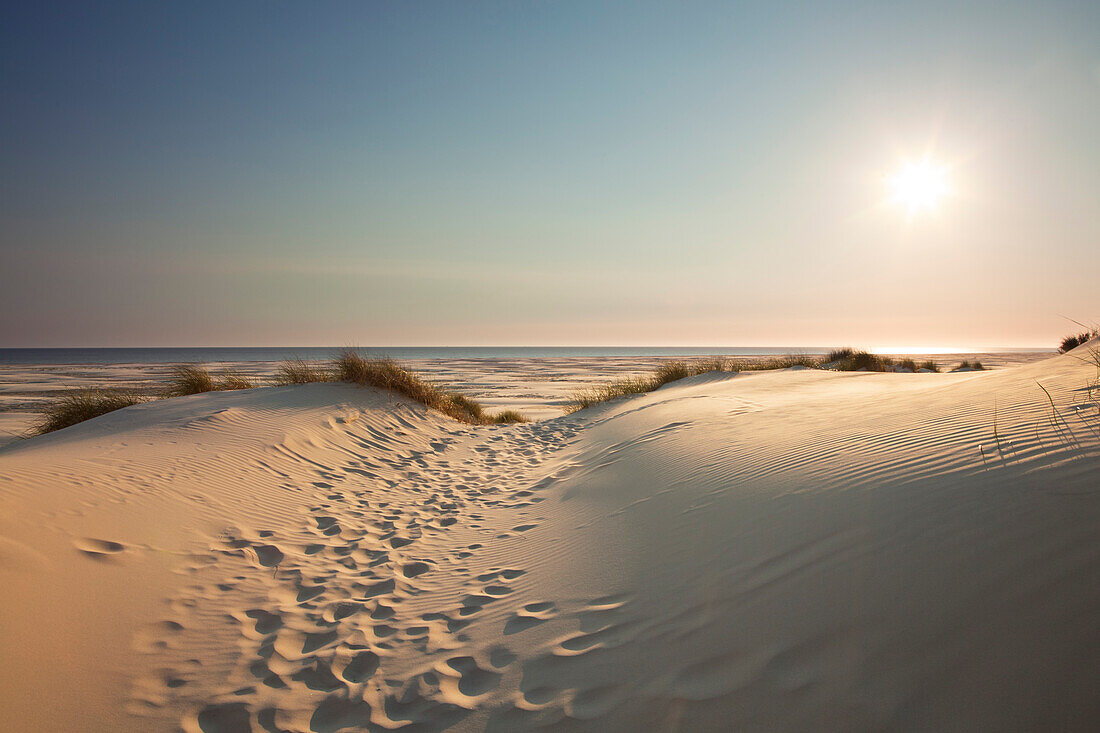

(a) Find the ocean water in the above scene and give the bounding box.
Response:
[0,346,1051,365]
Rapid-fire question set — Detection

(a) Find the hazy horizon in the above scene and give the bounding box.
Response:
[0,342,1060,353]
[3,1,1098,348]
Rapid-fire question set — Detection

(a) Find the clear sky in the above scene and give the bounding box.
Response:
[2,1,1097,348]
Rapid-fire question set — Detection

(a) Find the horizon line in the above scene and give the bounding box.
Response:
[0,344,1058,352]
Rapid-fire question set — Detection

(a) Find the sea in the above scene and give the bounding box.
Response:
[0,346,1052,365]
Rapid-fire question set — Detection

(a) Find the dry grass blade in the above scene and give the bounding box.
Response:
[36,389,146,434]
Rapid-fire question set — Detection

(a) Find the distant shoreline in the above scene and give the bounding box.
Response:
[0,345,1055,365]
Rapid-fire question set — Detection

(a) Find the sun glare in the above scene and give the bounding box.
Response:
[890,159,948,213]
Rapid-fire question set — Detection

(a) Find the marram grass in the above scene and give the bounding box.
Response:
[166,364,255,396]
[332,350,527,425]
[36,389,146,434]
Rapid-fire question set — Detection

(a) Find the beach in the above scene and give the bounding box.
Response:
[1,347,1096,731]
[0,351,1054,447]
[6,0,1098,728]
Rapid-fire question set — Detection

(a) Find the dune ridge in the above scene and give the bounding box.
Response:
[1,349,1097,731]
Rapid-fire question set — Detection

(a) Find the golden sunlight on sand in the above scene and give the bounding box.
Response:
[1,346,1097,731]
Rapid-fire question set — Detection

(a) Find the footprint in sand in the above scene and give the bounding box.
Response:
[401,560,432,578]
[504,601,558,635]
[73,537,125,559]
[194,701,250,733]
[439,655,503,699]
[338,649,379,682]
[133,619,185,653]
[251,544,284,568]
[291,658,343,692]
[239,608,282,636]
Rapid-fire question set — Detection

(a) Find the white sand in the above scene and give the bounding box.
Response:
[1,348,1097,731]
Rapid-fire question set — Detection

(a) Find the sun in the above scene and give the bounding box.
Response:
[890,158,948,213]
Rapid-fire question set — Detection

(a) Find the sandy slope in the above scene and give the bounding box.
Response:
[1,351,1097,732]
[0,352,1055,446]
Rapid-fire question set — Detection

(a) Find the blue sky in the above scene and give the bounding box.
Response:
[2,1,1097,347]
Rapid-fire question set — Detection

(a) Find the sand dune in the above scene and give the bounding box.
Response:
[1,350,1097,731]
[0,352,1054,445]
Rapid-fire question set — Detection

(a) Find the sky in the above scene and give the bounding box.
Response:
[2,1,1098,348]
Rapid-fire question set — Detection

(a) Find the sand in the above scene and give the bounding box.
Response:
[0,348,1097,731]
[0,352,1055,446]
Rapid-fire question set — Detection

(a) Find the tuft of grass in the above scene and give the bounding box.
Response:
[954,360,986,371]
[823,350,939,372]
[825,349,894,372]
[1059,330,1096,353]
[275,358,333,385]
[35,389,145,434]
[487,410,529,424]
[826,347,856,362]
[692,357,737,373]
[167,364,216,395]
[333,349,526,424]
[567,378,653,413]
[167,364,254,395]
[218,371,254,390]
[744,354,820,370]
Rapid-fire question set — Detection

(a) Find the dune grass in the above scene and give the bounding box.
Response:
[823,348,939,373]
[35,389,146,434]
[825,348,891,371]
[565,348,957,413]
[489,410,529,424]
[168,364,215,395]
[332,350,526,424]
[566,355,833,413]
[33,352,525,435]
[1059,330,1097,353]
[33,345,977,431]
[166,364,255,396]
[825,348,893,371]
[749,355,822,370]
[954,360,986,371]
[274,358,333,385]
[566,359,741,413]
[219,371,254,390]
